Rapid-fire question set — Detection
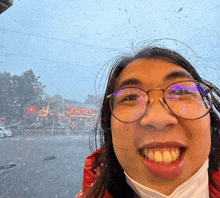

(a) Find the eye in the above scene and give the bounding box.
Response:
[170,89,196,96]
[112,88,147,106]
[120,94,139,102]
[166,84,198,99]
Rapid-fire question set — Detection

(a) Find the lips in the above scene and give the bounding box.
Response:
[138,141,187,161]
[142,151,186,179]
[138,141,188,179]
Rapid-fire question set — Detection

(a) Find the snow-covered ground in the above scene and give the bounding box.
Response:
[0,130,101,197]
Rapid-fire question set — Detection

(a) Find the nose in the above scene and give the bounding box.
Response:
[139,90,178,131]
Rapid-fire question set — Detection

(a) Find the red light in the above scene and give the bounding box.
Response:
[28,106,36,113]
[2,116,5,121]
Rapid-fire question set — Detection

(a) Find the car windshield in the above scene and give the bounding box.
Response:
[0,0,219,197]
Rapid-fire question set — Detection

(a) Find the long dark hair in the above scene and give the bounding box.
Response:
[85,47,220,198]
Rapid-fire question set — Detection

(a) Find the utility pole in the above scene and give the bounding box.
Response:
[52,119,54,136]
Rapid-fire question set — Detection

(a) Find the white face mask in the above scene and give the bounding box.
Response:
[124,159,209,198]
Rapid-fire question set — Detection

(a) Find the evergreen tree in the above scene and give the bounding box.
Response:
[0,72,13,123]
[84,94,101,108]
[0,70,45,124]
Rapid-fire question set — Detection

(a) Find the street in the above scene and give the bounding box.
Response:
[0,131,99,198]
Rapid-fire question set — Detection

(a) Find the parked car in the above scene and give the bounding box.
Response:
[0,130,5,138]
[0,127,12,137]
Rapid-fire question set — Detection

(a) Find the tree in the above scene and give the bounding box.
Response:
[0,70,45,125]
[50,95,65,115]
[84,94,101,108]
[64,99,82,106]
[37,94,67,126]
[11,75,23,121]
[0,72,13,123]
[19,70,45,106]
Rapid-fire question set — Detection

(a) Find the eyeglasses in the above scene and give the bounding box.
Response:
[107,80,214,123]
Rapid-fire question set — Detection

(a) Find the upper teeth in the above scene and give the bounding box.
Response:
[142,147,181,164]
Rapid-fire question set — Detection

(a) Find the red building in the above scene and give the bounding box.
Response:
[66,106,98,129]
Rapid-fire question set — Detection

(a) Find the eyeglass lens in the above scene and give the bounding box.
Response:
[110,81,212,122]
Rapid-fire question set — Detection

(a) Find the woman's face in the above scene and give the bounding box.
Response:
[111,58,211,195]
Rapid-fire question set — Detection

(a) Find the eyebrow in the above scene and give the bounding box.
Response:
[118,70,194,89]
[118,78,142,89]
[164,70,194,81]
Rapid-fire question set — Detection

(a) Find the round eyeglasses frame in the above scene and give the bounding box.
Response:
[106,80,214,123]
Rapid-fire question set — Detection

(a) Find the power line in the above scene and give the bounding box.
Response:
[0,51,101,70]
[0,28,124,52]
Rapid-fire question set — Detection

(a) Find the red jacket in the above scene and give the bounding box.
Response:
[76,148,220,198]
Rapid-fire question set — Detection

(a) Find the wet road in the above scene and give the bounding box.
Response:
[0,132,99,198]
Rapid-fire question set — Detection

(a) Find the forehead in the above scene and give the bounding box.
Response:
[115,58,193,90]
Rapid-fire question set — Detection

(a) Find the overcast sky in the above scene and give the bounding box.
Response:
[0,0,220,102]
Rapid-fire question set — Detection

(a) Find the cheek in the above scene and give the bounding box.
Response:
[111,116,139,171]
[111,116,134,149]
[187,116,211,159]
[111,118,132,148]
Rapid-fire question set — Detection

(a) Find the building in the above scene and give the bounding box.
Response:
[66,104,98,129]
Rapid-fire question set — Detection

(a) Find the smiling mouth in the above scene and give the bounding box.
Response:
[138,147,187,165]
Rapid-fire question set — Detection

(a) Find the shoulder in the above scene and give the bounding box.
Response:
[75,147,109,198]
[211,168,220,183]
[86,147,102,161]
[83,147,102,170]
[209,168,220,198]
[83,147,102,174]
[82,148,102,190]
